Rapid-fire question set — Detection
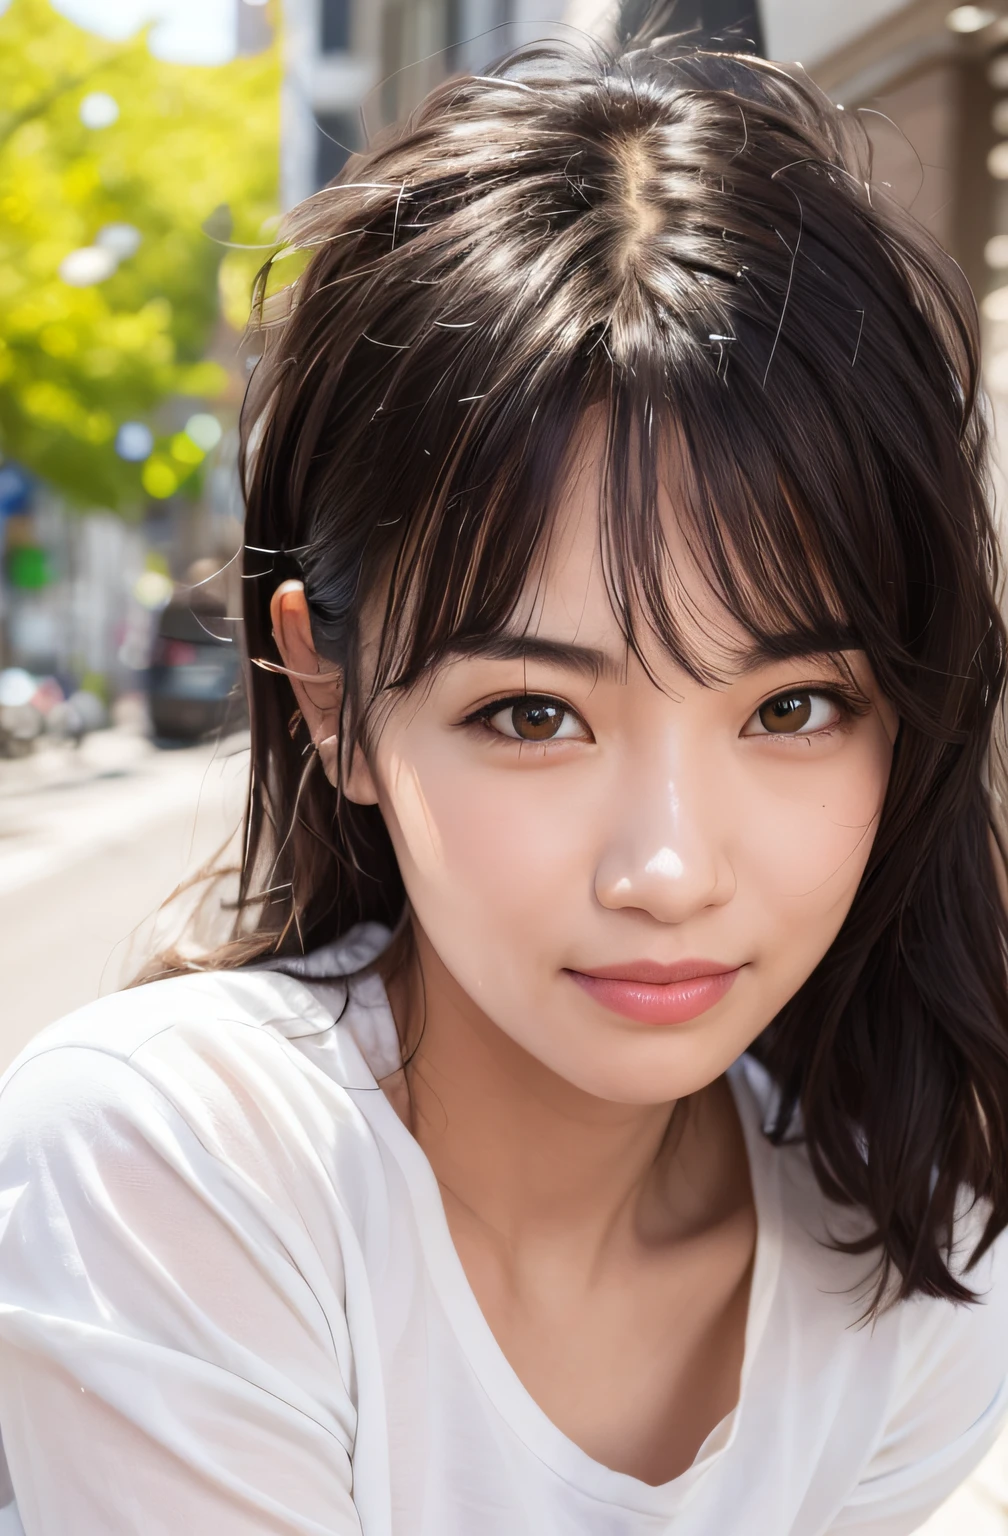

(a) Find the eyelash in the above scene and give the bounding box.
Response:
[463,684,870,747]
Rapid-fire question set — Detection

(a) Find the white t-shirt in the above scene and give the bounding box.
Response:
[0,922,1007,1536]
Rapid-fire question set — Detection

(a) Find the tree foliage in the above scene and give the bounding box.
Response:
[0,0,279,511]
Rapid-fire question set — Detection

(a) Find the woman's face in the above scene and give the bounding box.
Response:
[352,446,898,1105]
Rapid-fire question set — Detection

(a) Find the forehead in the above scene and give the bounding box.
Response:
[515,416,762,675]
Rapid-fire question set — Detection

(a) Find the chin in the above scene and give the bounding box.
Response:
[537,1044,726,1106]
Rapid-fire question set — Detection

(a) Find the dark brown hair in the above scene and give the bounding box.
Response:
[173,18,1008,1310]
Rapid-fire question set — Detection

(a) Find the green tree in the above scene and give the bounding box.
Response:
[0,0,280,510]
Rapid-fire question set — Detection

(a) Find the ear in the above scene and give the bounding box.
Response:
[269,581,379,804]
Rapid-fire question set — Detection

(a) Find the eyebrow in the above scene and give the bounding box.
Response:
[445,633,627,683]
[444,624,862,686]
[728,627,862,675]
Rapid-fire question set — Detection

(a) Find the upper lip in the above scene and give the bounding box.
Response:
[570,959,739,984]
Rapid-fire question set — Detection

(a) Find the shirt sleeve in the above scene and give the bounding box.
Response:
[0,1032,364,1536]
[826,1228,1008,1536]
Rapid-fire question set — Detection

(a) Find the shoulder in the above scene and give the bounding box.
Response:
[0,973,370,1528]
[876,1205,1008,1457]
[0,968,385,1236]
[733,1055,1008,1482]
[5,964,334,1074]
[833,1222,1008,1523]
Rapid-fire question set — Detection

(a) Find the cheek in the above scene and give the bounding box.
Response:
[378,742,581,933]
[737,725,893,921]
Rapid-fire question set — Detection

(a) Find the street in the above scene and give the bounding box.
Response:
[0,719,248,1071]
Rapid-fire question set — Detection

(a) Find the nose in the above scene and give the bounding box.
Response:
[594,742,735,924]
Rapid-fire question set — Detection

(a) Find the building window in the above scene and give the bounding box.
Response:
[320,0,351,54]
[316,110,358,188]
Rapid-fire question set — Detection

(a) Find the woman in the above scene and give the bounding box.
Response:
[1,16,1007,1534]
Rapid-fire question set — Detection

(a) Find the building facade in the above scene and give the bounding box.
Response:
[280,0,575,208]
[764,0,1008,507]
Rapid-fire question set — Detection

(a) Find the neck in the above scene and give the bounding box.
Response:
[383,924,732,1272]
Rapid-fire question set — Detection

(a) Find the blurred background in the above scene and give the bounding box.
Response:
[1,2,1008,1526]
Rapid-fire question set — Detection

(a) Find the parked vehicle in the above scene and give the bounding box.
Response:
[0,668,108,757]
[146,599,244,741]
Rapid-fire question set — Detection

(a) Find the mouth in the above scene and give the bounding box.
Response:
[564,959,741,1025]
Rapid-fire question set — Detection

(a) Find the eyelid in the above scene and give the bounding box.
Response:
[463,690,576,721]
[753,678,871,711]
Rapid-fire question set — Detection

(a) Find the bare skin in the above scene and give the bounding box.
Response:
[270,430,897,1485]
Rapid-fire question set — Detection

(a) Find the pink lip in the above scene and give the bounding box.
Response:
[565,959,740,1025]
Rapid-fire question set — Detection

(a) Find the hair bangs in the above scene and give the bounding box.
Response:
[357,344,894,718]
[589,381,860,691]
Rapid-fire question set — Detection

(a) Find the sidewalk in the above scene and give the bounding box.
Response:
[0,719,241,896]
[0,717,248,1067]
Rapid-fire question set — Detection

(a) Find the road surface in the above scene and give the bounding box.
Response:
[0,723,248,1070]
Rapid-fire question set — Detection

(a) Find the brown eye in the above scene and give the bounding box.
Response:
[479,695,589,743]
[510,700,565,740]
[742,690,841,739]
[758,692,813,733]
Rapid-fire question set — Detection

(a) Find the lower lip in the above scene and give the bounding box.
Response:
[566,968,740,1025]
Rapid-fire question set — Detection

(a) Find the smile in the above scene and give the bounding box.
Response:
[565,961,741,1025]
